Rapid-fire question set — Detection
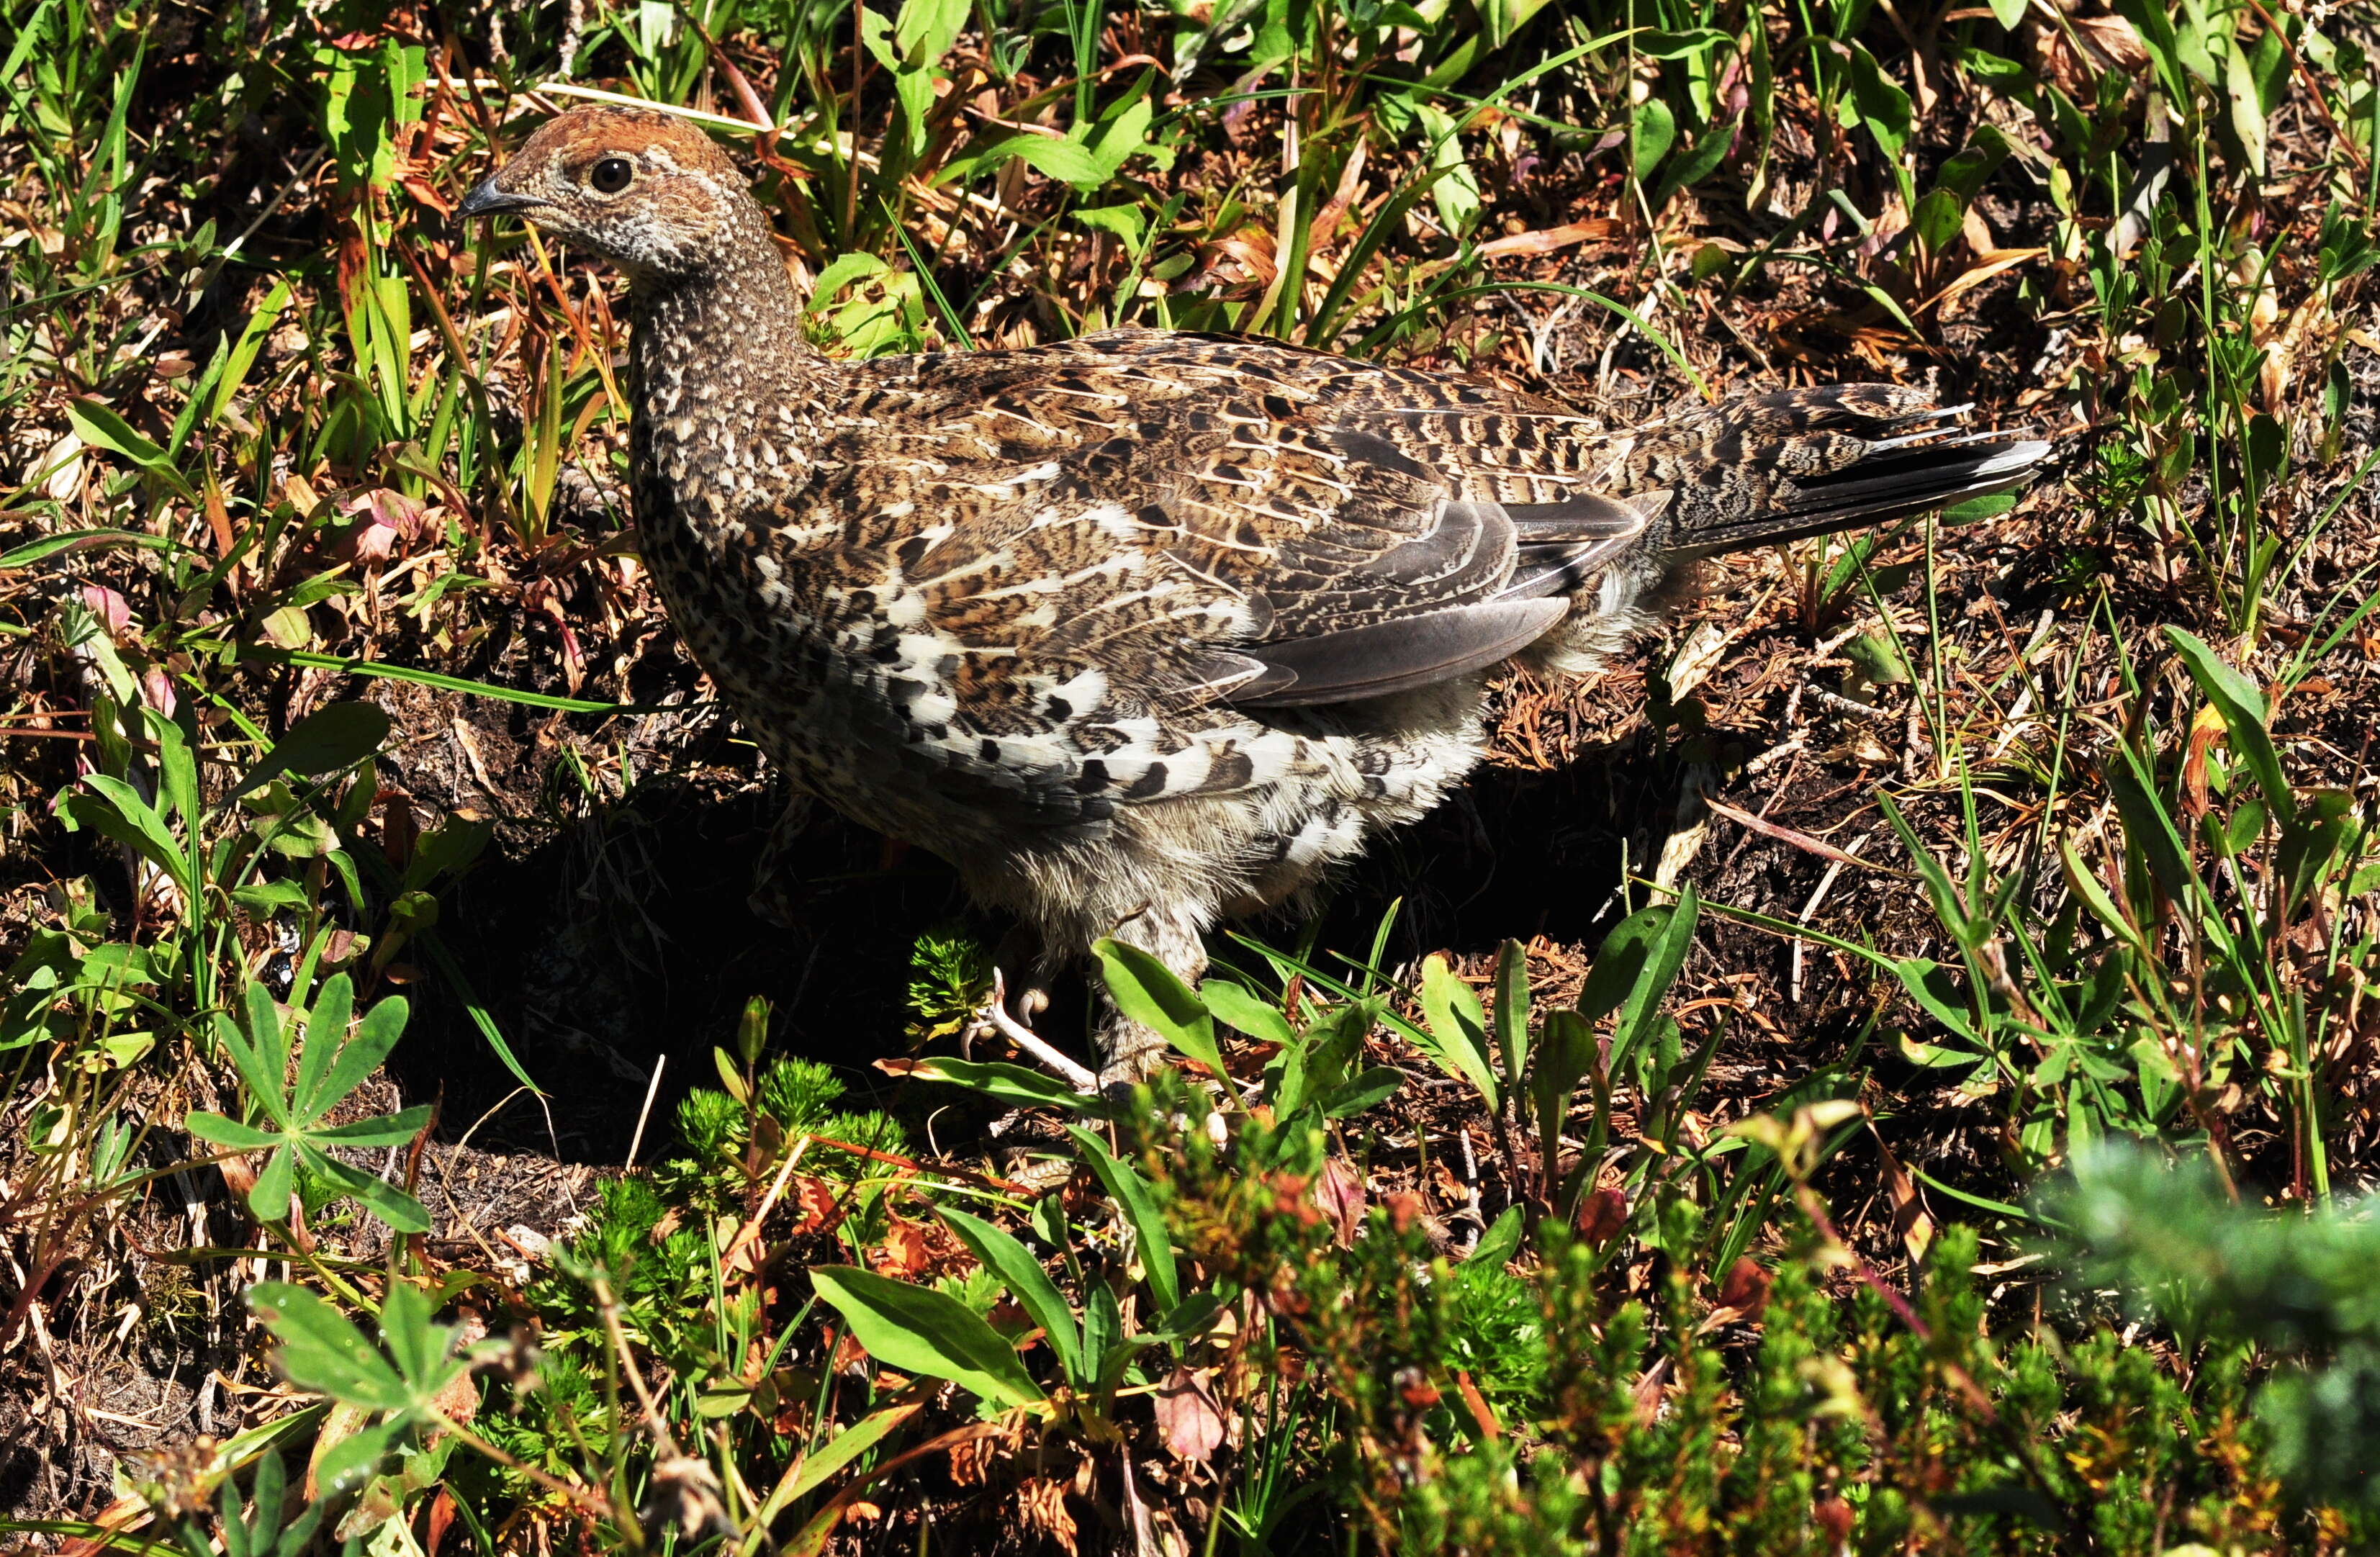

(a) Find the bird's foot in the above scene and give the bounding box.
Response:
[971,968,1099,1093]
[1094,1022,1172,1097]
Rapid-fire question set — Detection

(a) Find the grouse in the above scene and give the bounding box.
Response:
[459,106,2046,1085]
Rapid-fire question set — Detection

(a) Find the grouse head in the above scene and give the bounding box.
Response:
[457,106,764,282]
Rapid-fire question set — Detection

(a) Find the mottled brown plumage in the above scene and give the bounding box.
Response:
[460,106,2045,1083]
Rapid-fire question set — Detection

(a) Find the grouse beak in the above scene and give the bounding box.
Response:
[456,176,546,222]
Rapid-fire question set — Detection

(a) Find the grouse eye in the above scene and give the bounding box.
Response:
[589,156,634,194]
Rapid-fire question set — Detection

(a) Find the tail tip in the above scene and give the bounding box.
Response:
[1970,438,2051,481]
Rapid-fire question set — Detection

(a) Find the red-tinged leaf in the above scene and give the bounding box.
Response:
[1153,1366,1227,1464]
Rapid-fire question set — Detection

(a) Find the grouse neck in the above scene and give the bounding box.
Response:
[627,226,826,505]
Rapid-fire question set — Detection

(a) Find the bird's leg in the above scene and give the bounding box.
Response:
[1096,907,1209,1093]
[978,968,1098,1093]
[744,793,815,930]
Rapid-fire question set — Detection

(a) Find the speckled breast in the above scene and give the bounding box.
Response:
[631,472,1078,855]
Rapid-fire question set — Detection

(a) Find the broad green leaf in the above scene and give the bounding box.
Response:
[1579,903,1667,1023]
[250,1283,409,1408]
[1531,1007,1597,1153]
[68,397,191,495]
[781,1404,916,1508]
[940,1206,1083,1386]
[293,974,354,1121]
[1415,954,1500,1109]
[208,1007,290,1124]
[250,1145,294,1223]
[1323,1065,1402,1117]
[1610,883,1698,1073]
[184,1111,278,1150]
[246,980,290,1088]
[1094,937,1230,1086]
[311,1420,400,1501]
[1083,1281,1122,1382]
[808,1265,1044,1409]
[901,1055,1111,1114]
[1091,96,1154,181]
[232,701,392,800]
[307,1152,431,1233]
[1065,1125,1180,1314]
[1631,96,1676,179]
[1490,939,1530,1096]
[2165,627,2291,825]
[307,995,411,1122]
[310,1104,434,1147]
[74,775,191,893]
[2224,40,2268,176]
[1074,204,1147,245]
[1895,958,1978,1040]
[808,252,891,309]
[2059,839,2146,953]
[1002,135,1107,189]
[1464,1205,1524,1276]
[1415,102,1482,234]
[1200,979,1296,1047]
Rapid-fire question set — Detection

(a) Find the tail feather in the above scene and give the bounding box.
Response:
[1636,386,2050,561]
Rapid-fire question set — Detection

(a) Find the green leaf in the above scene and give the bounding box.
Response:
[1630,97,1676,179]
[292,973,353,1121]
[1988,0,2026,28]
[808,1266,1044,1409]
[1090,95,1153,181]
[1323,1065,1403,1117]
[1415,101,1482,235]
[312,1420,400,1501]
[1200,979,1296,1047]
[1415,955,1501,1109]
[1942,491,2017,524]
[2224,39,2268,176]
[250,1145,295,1223]
[305,994,411,1122]
[1074,204,1147,246]
[1609,884,1699,1073]
[1895,957,1978,1040]
[1531,1008,1597,1155]
[2165,627,2291,826]
[232,701,392,800]
[781,1404,915,1507]
[2109,744,2199,908]
[1490,939,1530,1097]
[1004,135,1108,189]
[249,1283,409,1409]
[893,0,970,64]
[1064,1126,1180,1314]
[184,1110,279,1150]
[1579,903,1669,1024]
[75,775,192,895]
[1094,938,1229,1086]
[1464,1205,1524,1276]
[310,1104,434,1147]
[808,252,891,309]
[2059,839,2147,954]
[939,1207,1083,1386]
[247,980,291,1093]
[306,1151,431,1233]
[901,1055,1112,1114]
[1844,631,1914,686]
[68,397,194,497]
[1880,795,1973,943]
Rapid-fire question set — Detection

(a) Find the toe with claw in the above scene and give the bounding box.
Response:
[973,968,1099,1093]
